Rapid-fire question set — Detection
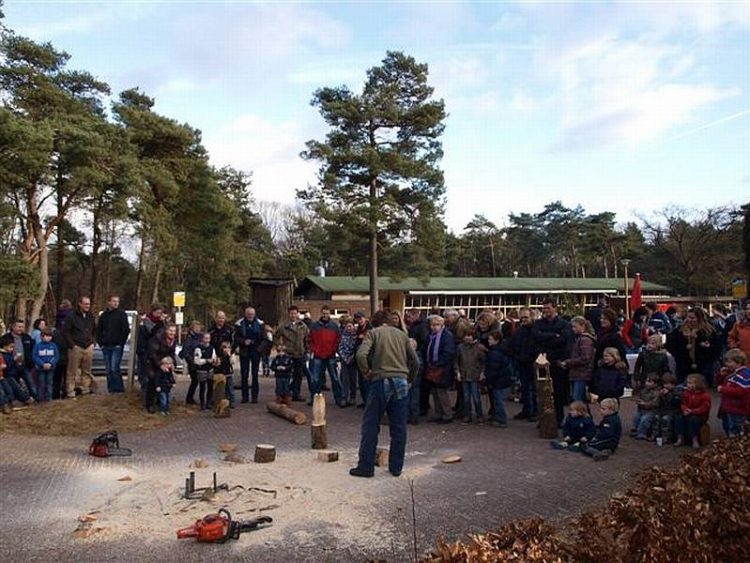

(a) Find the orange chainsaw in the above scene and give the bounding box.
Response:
[176,509,272,543]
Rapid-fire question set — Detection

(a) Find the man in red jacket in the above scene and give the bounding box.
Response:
[308,305,344,406]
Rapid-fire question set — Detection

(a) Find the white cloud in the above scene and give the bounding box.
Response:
[202,114,319,204]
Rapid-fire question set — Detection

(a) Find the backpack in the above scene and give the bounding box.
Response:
[88,431,132,457]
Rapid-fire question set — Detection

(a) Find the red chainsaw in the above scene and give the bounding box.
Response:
[176,508,272,543]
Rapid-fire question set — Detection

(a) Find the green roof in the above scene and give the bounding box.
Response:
[298,276,670,294]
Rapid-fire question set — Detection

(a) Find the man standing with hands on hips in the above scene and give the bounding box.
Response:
[63,296,96,398]
[350,309,419,478]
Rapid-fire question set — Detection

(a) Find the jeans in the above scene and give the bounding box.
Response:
[290,357,311,400]
[675,414,704,442]
[550,363,570,426]
[571,380,588,403]
[38,369,54,402]
[409,372,422,419]
[225,375,235,406]
[632,410,655,437]
[0,377,29,405]
[102,345,125,393]
[53,362,67,400]
[240,350,260,402]
[158,390,171,413]
[275,376,291,397]
[18,367,37,400]
[462,381,483,419]
[492,387,510,424]
[722,413,746,437]
[310,357,344,404]
[356,378,409,474]
[518,362,538,416]
[340,362,358,403]
[357,365,370,405]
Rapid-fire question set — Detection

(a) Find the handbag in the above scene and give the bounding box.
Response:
[424,365,444,384]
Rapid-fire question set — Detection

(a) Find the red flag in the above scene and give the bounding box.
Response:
[630,273,643,311]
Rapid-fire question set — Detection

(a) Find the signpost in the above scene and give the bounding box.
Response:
[174,291,186,344]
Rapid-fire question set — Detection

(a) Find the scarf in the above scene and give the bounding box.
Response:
[428,328,444,365]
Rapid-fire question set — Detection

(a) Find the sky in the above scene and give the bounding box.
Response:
[4,1,750,233]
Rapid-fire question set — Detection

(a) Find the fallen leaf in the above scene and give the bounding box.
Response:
[117,475,133,482]
[218,443,238,453]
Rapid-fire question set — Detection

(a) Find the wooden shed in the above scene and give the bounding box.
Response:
[248,278,295,327]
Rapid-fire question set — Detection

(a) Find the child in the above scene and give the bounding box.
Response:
[633,334,671,391]
[155,356,176,415]
[337,321,358,406]
[631,374,661,440]
[551,401,595,451]
[271,344,294,405]
[193,333,215,411]
[594,347,628,402]
[32,328,59,402]
[455,328,486,423]
[657,373,682,443]
[582,398,622,461]
[560,316,596,403]
[0,334,33,408]
[484,330,514,428]
[717,348,750,437]
[214,341,234,410]
[674,373,711,448]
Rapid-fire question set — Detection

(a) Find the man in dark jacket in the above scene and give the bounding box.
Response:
[233,306,266,404]
[96,295,130,394]
[510,308,538,421]
[63,296,96,398]
[406,309,429,423]
[209,311,233,355]
[308,305,344,406]
[137,304,165,389]
[531,299,572,425]
[7,319,38,400]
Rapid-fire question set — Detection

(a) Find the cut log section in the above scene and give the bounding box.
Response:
[266,402,307,425]
[375,447,389,467]
[311,424,328,450]
[254,444,276,463]
[317,450,339,462]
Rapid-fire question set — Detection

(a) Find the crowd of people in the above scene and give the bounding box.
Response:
[2,294,750,468]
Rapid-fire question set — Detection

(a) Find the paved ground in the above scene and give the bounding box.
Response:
[0,375,719,562]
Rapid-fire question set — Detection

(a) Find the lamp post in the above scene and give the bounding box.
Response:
[621,258,631,319]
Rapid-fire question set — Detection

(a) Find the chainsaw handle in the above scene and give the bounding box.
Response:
[176,526,199,539]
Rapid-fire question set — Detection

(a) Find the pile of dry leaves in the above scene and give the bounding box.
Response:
[426,434,750,562]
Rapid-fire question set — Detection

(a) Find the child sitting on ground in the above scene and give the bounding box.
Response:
[32,328,59,402]
[0,334,33,410]
[675,373,711,449]
[155,356,176,416]
[193,333,215,411]
[551,401,595,451]
[717,348,750,437]
[455,328,486,424]
[594,347,628,402]
[582,398,622,461]
[633,334,671,391]
[657,373,682,443]
[271,343,294,405]
[631,374,661,440]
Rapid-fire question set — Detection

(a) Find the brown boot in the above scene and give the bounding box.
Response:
[283,395,292,406]
[276,396,283,404]
[2,403,11,415]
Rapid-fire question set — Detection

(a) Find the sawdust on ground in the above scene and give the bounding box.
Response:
[0,390,196,436]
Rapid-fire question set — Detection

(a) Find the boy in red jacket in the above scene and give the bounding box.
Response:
[717,348,750,437]
[674,373,711,449]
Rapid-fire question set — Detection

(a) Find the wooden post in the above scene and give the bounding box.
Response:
[266,402,307,425]
[254,444,276,463]
[213,374,230,418]
[535,354,558,439]
[311,393,328,449]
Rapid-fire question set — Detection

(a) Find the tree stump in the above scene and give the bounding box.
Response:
[266,402,307,425]
[254,444,276,463]
[311,424,328,449]
[317,450,339,462]
[375,447,389,467]
[535,354,558,439]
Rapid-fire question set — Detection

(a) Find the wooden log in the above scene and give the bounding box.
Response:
[266,401,307,425]
[317,450,339,462]
[375,447,389,467]
[312,393,326,425]
[213,375,230,418]
[311,424,328,449]
[254,444,276,463]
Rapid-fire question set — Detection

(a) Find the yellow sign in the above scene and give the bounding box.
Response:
[733,280,747,300]
[173,291,186,308]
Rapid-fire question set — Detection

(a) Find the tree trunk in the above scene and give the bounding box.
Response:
[135,238,146,309]
[90,202,102,308]
[55,175,65,305]
[369,177,378,315]
[26,185,49,325]
[151,261,162,305]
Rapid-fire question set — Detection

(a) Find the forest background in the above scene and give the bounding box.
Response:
[0,3,747,326]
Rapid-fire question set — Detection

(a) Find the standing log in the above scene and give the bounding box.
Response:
[311,424,328,450]
[311,393,328,449]
[375,447,389,467]
[254,444,276,463]
[266,402,307,425]
[535,354,558,439]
